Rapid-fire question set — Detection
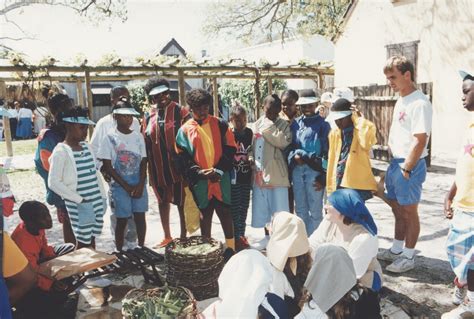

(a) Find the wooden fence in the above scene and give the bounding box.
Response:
[350,82,433,166]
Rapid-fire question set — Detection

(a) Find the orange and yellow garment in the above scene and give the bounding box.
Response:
[175,116,237,209]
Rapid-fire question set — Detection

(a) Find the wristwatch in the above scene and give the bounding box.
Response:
[401,167,412,176]
[213,168,224,176]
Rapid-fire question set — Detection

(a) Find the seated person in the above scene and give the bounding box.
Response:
[2,232,36,317]
[296,244,381,319]
[11,201,75,292]
[203,249,288,319]
[309,189,382,292]
[266,211,312,317]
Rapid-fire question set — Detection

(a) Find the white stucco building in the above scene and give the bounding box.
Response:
[334,0,474,157]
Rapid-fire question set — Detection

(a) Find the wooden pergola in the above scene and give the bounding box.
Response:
[0,60,334,156]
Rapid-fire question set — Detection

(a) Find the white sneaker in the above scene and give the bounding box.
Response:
[452,286,466,306]
[386,255,415,273]
[251,236,270,251]
[441,301,474,319]
[377,249,402,262]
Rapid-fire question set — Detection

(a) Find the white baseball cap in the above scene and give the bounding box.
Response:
[320,92,333,103]
[332,87,354,103]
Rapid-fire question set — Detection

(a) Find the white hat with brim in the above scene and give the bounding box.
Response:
[113,108,140,116]
[296,96,319,105]
[332,87,355,103]
[62,116,95,125]
[320,92,333,104]
[459,70,473,80]
[149,85,169,96]
[325,110,352,122]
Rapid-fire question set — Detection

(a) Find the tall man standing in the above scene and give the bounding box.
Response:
[378,56,433,273]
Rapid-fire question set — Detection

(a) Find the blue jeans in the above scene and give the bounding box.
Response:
[292,164,324,235]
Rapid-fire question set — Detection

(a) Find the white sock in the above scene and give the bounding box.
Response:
[391,239,404,254]
[402,248,415,259]
[467,290,474,302]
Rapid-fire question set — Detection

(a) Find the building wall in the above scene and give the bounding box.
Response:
[216,35,335,90]
[334,0,474,157]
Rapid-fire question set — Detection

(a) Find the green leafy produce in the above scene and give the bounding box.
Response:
[122,287,194,319]
[172,243,219,255]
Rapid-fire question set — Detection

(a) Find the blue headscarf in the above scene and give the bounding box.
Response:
[328,189,377,236]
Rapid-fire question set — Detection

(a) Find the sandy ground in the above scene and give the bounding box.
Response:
[2,153,460,318]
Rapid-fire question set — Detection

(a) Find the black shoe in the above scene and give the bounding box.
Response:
[223,248,235,263]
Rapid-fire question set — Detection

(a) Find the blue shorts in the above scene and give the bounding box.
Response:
[385,158,426,206]
[251,186,289,228]
[110,184,148,218]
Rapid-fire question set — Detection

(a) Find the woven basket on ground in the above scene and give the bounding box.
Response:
[165,236,224,300]
[122,286,198,319]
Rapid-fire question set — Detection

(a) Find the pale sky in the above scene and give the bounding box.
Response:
[1,0,228,63]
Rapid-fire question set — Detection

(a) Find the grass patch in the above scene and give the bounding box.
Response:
[0,138,37,156]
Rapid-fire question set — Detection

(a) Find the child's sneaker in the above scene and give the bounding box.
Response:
[377,248,402,262]
[154,237,173,249]
[452,286,466,305]
[441,300,474,319]
[236,236,250,251]
[386,255,415,273]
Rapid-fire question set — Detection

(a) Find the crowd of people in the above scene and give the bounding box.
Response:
[1,55,473,319]
[0,99,48,141]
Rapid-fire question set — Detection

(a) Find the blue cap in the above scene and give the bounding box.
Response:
[112,108,140,116]
[328,189,377,236]
[149,85,169,96]
[62,116,95,125]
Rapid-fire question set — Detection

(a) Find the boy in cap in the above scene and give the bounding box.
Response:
[441,70,474,319]
[325,95,377,201]
[379,56,433,273]
[316,91,333,118]
[90,86,140,250]
[287,89,330,235]
[142,78,191,247]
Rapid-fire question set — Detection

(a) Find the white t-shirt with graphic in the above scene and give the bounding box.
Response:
[97,128,146,181]
[388,90,432,159]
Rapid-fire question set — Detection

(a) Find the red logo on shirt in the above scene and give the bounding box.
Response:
[398,111,407,123]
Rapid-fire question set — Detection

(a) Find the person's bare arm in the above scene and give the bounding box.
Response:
[402,133,428,179]
[6,264,37,305]
[444,182,457,219]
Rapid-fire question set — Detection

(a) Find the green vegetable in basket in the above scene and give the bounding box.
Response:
[122,286,193,319]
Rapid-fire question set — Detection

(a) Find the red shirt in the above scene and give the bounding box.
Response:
[11,222,56,291]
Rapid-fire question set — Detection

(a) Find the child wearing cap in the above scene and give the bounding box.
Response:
[97,98,148,251]
[316,91,333,118]
[325,96,377,200]
[48,107,107,248]
[142,78,191,247]
[309,189,383,292]
[288,89,330,235]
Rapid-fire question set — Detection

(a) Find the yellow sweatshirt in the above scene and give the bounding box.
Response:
[326,114,378,195]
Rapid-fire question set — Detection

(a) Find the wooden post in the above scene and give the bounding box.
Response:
[0,81,12,156]
[212,77,219,117]
[267,77,273,95]
[318,73,325,89]
[178,70,186,107]
[84,70,94,139]
[76,79,85,107]
[254,70,261,120]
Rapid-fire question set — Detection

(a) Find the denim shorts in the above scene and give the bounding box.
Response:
[385,158,426,206]
[110,184,148,218]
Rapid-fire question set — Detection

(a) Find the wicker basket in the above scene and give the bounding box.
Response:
[122,286,198,319]
[165,236,224,300]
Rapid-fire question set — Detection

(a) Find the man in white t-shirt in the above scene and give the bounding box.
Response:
[90,86,141,250]
[378,56,433,273]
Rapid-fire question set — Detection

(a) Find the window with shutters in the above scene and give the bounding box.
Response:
[386,40,419,81]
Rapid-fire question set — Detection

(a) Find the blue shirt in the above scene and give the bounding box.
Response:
[287,114,330,172]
